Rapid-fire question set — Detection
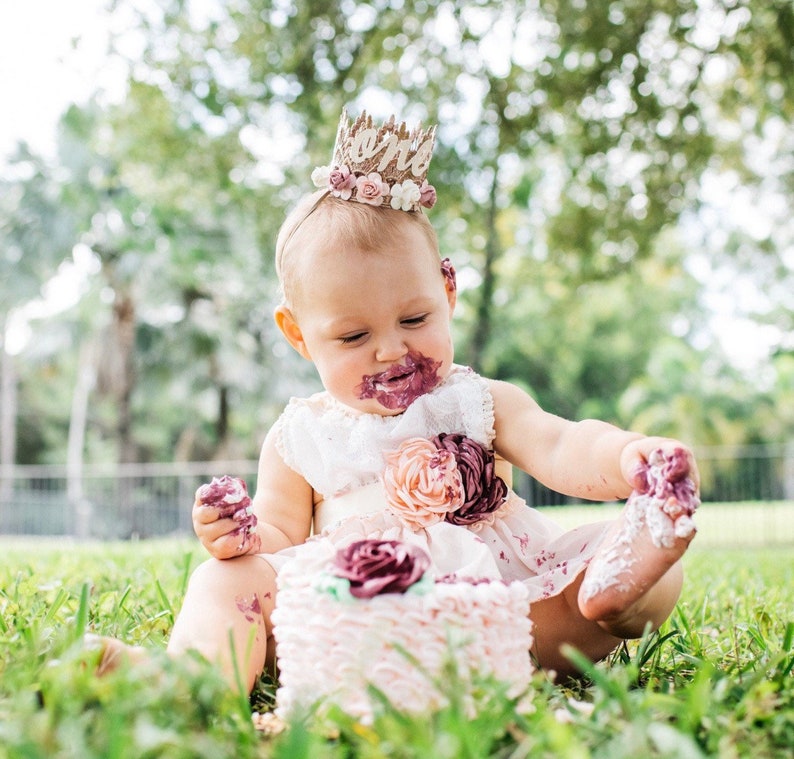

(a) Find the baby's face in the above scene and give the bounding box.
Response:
[290,222,455,415]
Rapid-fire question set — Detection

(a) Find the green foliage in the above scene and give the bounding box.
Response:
[3,0,794,468]
[0,536,792,757]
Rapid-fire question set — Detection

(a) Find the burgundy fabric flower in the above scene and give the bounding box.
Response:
[431,433,507,526]
[331,539,431,599]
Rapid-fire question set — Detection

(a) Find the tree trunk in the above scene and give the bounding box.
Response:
[0,318,17,505]
[67,341,96,540]
[466,165,501,372]
[112,292,137,465]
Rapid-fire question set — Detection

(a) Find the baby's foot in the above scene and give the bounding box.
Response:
[578,448,699,621]
[85,634,148,675]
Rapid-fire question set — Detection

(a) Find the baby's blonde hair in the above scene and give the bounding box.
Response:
[275,191,440,309]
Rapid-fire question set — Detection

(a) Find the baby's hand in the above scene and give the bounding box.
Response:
[192,476,261,559]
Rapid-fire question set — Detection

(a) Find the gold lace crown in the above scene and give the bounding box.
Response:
[311,108,437,212]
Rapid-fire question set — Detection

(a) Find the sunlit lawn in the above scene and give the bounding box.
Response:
[0,503,792,758]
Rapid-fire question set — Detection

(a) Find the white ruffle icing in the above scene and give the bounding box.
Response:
[272,542,534,723]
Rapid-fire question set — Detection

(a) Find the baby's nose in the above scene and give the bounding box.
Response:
[374,333,408,363]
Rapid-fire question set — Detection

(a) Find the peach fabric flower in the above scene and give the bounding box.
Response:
[355,172,389,206]
[382,437,464,530]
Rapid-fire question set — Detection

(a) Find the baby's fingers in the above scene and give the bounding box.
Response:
[208,520,261,558]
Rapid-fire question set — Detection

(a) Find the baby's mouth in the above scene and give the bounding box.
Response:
[375,366,414,391]
[356,351,443,411]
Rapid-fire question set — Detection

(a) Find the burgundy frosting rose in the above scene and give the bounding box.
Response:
[331,539,431,599]
[431,433,507,526]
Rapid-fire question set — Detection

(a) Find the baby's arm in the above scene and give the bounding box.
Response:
[193,426,314,559]
[488,379,698,501]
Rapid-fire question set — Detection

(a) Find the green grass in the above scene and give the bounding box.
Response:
[0,534,792,758]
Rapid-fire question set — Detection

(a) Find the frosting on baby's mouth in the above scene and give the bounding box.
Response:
[356,351,443,411]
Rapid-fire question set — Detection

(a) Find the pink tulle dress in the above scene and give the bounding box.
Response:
[263,365,610,603]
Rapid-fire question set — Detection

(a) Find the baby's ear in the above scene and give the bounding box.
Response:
[274,306,311,360]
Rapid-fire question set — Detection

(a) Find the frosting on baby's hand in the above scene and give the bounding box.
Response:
[196,475,258,552]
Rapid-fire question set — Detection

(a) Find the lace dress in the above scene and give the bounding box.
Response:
[265,365,610,602]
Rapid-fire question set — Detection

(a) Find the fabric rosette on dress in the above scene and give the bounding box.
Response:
[382,432,511,532]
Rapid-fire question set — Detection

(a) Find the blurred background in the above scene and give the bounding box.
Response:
[1,0,792,541]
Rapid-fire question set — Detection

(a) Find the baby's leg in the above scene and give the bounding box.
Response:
[529,578,624,677]
[578,448,697,632]
[167,555,277,693]
[530,561,683,678]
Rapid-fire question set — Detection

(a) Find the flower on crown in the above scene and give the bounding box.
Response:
[312,109,438,212]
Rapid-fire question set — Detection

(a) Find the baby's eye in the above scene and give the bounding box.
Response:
[339,332,367,344]
[401,314,428,327]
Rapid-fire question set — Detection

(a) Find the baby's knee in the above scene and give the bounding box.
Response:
[188,555,277,594]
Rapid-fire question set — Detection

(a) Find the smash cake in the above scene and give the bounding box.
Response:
[272,539,534,722]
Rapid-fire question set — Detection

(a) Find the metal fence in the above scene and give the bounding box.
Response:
[1,444,793,545]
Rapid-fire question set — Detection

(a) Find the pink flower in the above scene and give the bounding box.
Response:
[355,172,389,206]
[328,165,356,200]
[331,539,430,599]
[432,433,507,527]
[382,437,464,530]
[419,180,437,209]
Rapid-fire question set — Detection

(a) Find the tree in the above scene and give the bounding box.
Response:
[0,147,77,498]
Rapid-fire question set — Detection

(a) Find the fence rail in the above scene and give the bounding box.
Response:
[1,444,793,545]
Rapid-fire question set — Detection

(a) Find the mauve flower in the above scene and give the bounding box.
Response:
[355,172,389,206]
[431,433,507,526]
[382,437,464,530]
[419,180,437,209]
[328,164,356,200]
[331,539,431,599]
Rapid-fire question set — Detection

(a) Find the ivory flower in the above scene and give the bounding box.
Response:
[390,179,422,211]
[311,164,331,189]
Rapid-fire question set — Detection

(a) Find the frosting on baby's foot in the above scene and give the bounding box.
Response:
[579,447,699,610]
